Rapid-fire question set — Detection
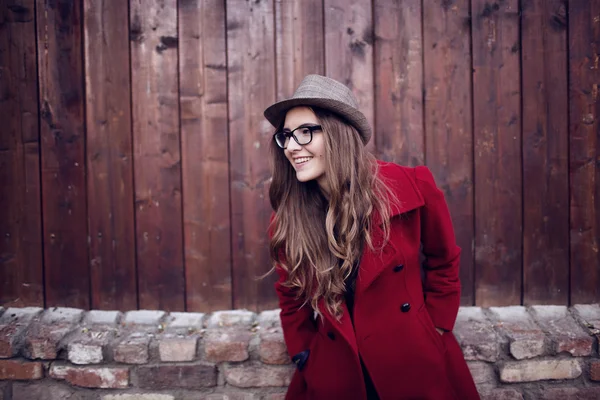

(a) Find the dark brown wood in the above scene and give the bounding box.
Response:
[227,0,278,310]
[0,0,44,308]
[521,0,569,305]
[275,0,325,100]
[325,0,375,153]
[130,0,185,311]
[37,0,89,308]
[84,0,137,310]
[472,0,522,306]
[423,0,474,305]
[373,0,424,165]
[569,0,600,304]
[179,0,232,312]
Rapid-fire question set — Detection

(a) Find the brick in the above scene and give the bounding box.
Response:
[573,304,600,335]
[454,307,500,361]
[539,387,600,400]
[114,332,150,364]
[259,329,290,365]
[41,307,84,324]
[22,322,74,360]
[207,310,255,328]
[123,310,166,326]
[479,389,523,400]
[204,329,251,362]
[165,312,205,329]
[103,395,175,400]
[263,394,286,400]
[590,360,600,381]
[68,329,113,364]
[224,363,294,388]
[50,364,129,389]
[488,306,546,360]
[530,305,593,356]
[12,382,84,400]
[84,310,121,326]
[0,307,42,358]
[158,334,198,362]
[499,359,582,382]
[0,359,43,380]
[135,364,217,389]
[257,310,281,329]
[467,361,495,388]
[0,307,43,324]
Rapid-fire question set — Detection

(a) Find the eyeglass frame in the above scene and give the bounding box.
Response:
[273,124,322,149]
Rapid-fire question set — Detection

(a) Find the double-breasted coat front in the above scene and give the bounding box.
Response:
[273,161,480,400]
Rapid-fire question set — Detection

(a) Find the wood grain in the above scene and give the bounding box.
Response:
[325,0,375,152]
[130,0,185,311]
[569,0,600,304]
[227,0,278,310]
[521,0,569,305]
[179,0,232,312]
[373,0,423,164]
[37,0,89,308]
[423,0,474,305]
[472,0,522,306]
[0,0,44,308]
[84,0,137,310]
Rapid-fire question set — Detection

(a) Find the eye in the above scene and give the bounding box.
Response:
[299,128,311,135]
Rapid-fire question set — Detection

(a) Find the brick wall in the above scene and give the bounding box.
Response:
[0,305,598,400]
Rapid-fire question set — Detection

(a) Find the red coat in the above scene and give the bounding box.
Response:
[274,161,479,400]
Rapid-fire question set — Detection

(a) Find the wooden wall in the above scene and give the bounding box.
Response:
[1,0,598,311]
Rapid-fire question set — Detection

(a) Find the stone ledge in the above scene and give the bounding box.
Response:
[0,305,598,399]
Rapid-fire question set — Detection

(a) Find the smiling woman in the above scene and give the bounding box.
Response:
[263,75,479,400]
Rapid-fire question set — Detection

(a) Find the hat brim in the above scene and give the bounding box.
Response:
[264,97,372,145]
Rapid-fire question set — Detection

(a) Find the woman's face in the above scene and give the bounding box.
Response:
[283,106,327,189]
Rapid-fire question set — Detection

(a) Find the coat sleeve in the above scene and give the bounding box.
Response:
[414,166,461,332]
[269,213,317,365]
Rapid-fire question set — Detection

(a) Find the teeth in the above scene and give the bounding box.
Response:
[295,157,312,164]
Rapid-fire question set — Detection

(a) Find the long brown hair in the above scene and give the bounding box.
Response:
[268,107,395,320]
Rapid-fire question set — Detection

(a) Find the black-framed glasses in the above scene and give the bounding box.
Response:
[273,124,322,149]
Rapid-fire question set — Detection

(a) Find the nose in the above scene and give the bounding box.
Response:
[286,136,302,151]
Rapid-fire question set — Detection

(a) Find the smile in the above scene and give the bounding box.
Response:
[294,157,313,165]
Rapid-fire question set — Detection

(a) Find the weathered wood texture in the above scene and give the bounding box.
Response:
[569,0,600,304]
[521,0,569,305]
[179,0,232,312]
[423,0,474,305]
[130,0,185,311]
[37,0,90,309]
[227,0,278,310]
[84,0,137,310]
[1,0,595,310]
[0,0,43,307]
[472,0,522,307]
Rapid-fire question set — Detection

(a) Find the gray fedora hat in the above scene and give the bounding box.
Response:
[263,74,372,145]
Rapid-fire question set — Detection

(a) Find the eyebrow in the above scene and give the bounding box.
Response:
[283,123,320,131]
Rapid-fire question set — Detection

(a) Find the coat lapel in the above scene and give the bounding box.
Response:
[357,162,425,293]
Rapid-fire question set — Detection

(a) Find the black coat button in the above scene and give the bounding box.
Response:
[393,264,404,272]
[401,303,411,312]
[327,332,336,340]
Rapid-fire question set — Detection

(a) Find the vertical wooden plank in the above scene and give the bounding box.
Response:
[227,0,278,310]
[521,0,568,305]
[374,0,424,165]
[325,0,375,152]
[179,0,231,312]
[423,0,474,305]
[472,0,522,306]
[0,1,43,308]
[275,0,325,99]
[569,0,600,304]
[130,0,185,311]
[84,0,137,310]
[37,0,89,308]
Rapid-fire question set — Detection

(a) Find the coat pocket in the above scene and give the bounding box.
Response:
[417,303,447,355]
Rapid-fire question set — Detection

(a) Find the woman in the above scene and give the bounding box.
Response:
[264,74,479,400]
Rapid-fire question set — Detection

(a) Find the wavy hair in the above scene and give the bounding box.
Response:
[268,107,396,320]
